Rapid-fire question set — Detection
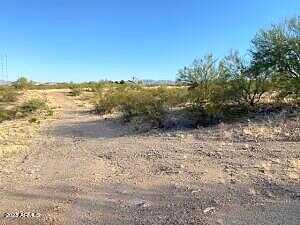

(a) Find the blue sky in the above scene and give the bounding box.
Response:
[0,0,299,82]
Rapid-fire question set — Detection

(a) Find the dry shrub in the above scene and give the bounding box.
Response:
[0,97,52,123]
[0,87,18,103]
[241,111,300,141]
[0,108,14,122]
[94,85,188,128]
[0,87,19,122]
[194,105,300,142]
[69,88,82,96]
[18,98,48,114]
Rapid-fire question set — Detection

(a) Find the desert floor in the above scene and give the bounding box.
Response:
[0,89,299,225]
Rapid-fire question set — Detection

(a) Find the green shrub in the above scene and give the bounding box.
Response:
[274,77,300,100]
[28,117,39,123]
[119,89,165,127]
[94,85,188,128]
[93,84,126,114]
[0,87,18,102]
[18,99,47,114]
[176,51,273,126]
[94,92,120,114]
[0,108,13,122]
[13,77,32,90]
[250,17,300,100]
[69,88,82,96]
[46,109,54,116]
[177,54,220,87]
[0,98,52,123]
[176,54,229,121]
[220,51,272,107]
[185,82,227,124]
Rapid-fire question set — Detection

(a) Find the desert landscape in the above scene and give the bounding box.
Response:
[0,2,299,224]
[0,84,299,225]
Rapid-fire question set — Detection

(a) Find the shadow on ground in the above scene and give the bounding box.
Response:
[1,179,299,225]
[48,117,133,139]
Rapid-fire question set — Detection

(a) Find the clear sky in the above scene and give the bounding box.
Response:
[0,0,299,82]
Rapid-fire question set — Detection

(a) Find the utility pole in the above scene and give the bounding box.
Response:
[5,54,8,82]
[0,54,9,82]
[0,55,3,81]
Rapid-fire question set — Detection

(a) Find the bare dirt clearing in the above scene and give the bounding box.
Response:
[0,90,299,225]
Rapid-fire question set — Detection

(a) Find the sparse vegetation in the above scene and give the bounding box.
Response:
[0,91,51,123]
[250,17,300,99]
[0,86,19,102]
[1,11,299,225]
[12,77,32,90]
[69,87,82,96]
[18,98,48,114]
[94,85,187,128]
[90,17,300,129]
[0,107,14,122]
[0,86,18,122]
[1,17,296,129]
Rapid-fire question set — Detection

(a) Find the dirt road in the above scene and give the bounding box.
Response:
[0,90,299,225]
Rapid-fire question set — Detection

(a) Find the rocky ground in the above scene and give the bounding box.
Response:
[0,90,56,160]
[0,89,299,225]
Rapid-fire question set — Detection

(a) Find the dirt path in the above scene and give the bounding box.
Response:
[0,90,299,225]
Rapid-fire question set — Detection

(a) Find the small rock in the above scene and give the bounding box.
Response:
[230,179,236,184]
[176,133,185,139]
[131,199,151,208]
[53,205,62,212]
[271,158,281,164]
[249,188,256,195]
[216,219,224,225]
[203,206,215,214]
[265,191,275,198]
[244,144,250,149]
[191,189,201,194]
[288,172,299,180]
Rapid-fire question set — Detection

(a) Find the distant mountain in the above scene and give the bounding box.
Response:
[0,80,11,85]
[141,79,176,86]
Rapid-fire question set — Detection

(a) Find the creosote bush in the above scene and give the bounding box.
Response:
[18,98,48,114]
[0,98,51,123]
[0,87,19,102]
[69,87,82,96]
[92,17,298,129]
[0,108,14,122]
[94,85,188,128]
[13,77,32,90]
[250,17,300,99]
[0,87,18,122]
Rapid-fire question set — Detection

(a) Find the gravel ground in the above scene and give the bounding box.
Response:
[0,90,299,225]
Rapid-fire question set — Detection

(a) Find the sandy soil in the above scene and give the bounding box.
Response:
[0,89,299,225]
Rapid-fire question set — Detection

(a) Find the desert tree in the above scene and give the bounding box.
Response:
[220,51,272,106]
[13,77,31,90]
[250,17,300,98]
[177,54,220,87]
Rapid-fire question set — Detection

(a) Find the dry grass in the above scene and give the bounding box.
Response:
[0,90,59,158]
[241,109,300,141]
[194,109,300,142]
[241,119,299,141]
